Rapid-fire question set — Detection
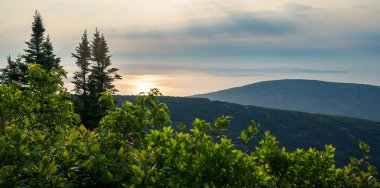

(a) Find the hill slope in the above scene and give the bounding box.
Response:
[192,79,380,122]
[114,95,380,168]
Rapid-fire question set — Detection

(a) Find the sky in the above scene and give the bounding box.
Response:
[1,0,380,96]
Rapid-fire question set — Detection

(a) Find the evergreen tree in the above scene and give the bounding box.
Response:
[0,55,27,85]
[0,11,57,86]
[72,31,92,125]
[23,10,45,65]
[41,35,61,70]
[88,29,121,96]
[23,10,61,71]
[86,29,121,128]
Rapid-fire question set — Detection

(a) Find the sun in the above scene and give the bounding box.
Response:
[130,75,161,95]
[134,81,154,94]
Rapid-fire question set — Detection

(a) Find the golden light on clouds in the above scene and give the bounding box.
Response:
[114,73,261,96]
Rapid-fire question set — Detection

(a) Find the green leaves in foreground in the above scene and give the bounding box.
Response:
[0,66,379,187]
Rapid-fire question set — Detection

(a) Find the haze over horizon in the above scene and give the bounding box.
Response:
[1,0,380,96]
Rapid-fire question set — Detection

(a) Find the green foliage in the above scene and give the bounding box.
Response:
[0,82,32,134]
[254,132,345,187]
[0,64,80,186]
[99,89,171,139]
[239,119,260,152]
[28,64,79,128]
[345,141,379,187]
[210,115,231,138]
[0,55,27,85]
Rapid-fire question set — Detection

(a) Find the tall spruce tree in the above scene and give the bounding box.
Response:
[23,11,61,71]
[85,29,121,128]
[0,55,27,85]
[88,29,121,96]
[72,31,91,95]
[71,29,121,128]
[41,35,61,70]
[23,11,45,65]
[1,11,61,87]
[72,31,92,125]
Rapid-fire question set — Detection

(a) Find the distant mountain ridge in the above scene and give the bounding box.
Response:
[192,79,380,122]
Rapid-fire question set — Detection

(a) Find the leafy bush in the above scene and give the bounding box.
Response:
[0,65,379,187]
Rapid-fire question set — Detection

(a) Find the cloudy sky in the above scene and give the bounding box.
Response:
[1,0,379,96]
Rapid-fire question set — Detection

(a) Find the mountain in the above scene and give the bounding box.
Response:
[192,79,380,122]
[114,95,380,168]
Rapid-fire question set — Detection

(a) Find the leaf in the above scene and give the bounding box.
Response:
[62,150,69,160]
[118,146,125,156]
[251,119,257,126]
[359,141,370,153]
[81,160,91,169]
[131,165,145,177]
[79,124,87,136]
[263,175,272,182]
[49,163,57,174]
[150,176,156,183]
[36,131,45,141]
[349,157,359,166]
[241,130,248,142]
[248,125,254,133]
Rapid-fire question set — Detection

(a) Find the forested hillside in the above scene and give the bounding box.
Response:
[193,79,380,122]
[115,95,380,168]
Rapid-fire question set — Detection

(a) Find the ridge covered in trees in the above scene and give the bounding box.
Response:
[0,11,379,187]
[114,95,380,168]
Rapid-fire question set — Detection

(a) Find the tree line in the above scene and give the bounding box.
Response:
[0,11,121,128]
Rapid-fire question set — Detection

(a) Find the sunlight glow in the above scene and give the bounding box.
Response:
[113,73,261,96]
[127,75,165,95]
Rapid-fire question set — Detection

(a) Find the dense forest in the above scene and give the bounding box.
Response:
[0,11,379,187]
[115,95,380,168]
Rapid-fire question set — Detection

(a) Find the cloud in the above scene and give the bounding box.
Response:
[111,9,380,62]
[273,68,346,74]
[205,67,347,77]
[125,12,297,40]
[119,61,347,77]
[184,13,296,37]
[283,3,314,12]
[115,12,300,59]
[352,4,380,12]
